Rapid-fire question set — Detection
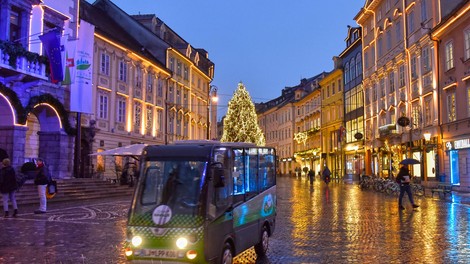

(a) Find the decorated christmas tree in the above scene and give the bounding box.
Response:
[221,82,266,146]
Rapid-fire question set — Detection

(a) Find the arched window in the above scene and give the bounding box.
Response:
[344,62,350,84]
[350,58,356,82]
[356,53,362,77]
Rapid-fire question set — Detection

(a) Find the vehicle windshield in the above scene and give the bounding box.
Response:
[129,160,206,227]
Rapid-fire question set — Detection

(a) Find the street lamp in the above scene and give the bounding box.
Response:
[207,85,218,139]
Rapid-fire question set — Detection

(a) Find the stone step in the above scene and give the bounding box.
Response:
[1,179,135,206]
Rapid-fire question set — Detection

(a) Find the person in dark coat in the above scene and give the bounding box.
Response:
[396,164,419,210]
[34,158,50,214]
[0,158,19,217]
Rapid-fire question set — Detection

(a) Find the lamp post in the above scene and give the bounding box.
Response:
[207,85,218,139]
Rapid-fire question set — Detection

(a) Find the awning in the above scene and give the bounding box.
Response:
[89,143,148,157]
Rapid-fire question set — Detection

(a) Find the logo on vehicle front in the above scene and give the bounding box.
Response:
[152,205,172,225]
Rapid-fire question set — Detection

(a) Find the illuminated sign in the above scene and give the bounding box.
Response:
[446,138,470,150]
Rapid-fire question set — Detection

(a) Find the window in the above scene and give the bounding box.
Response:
[364,25,368,36]
[411,55,417,79]
[157,78,163,97]
[9,7,21,42]
[356,53,362,76]
[399,65,405,87]
[117,97,126,123]
[364,51,369,69]
[338,79,342,92]
[389,72,395,93]
[100,52,110,75]
[176,60,182,76]
[157,110,163,133]
[395,20,402,41]
[378,37,383,57]
[135,68,142,88]
[421,46,430,72]
[424,99,432,126]
[183,65,189,80]
[169,57,175,72]
[465,29,470,60]
[447,93,456,122]
[345,62,350,84]
[445,41,454,71]
[146,106,153,134]
[385,0,391,12]
[98,94,108,119]
[119,60,127,82]
[412,105,420,128]
[350,58,356,81]
[408,10,415,33]
[421,0,427,22]
[380,78,385,97]
[134,102,142,133]
[365,88,370,105]
[147,74,153,93]
[373,83,377,102]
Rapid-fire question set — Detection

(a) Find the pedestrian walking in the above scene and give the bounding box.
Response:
[308,169,315,185]
[34,158,50,214]
[0,158,19,217]
[396,164,419,210]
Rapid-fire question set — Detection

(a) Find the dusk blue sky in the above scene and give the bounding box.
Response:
[108,0,365,119]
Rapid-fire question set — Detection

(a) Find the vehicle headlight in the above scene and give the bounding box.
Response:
[176,237,188,249]
[131,236,143,247]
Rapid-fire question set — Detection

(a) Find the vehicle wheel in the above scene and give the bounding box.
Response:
[221,242,233,264]
[254,226,269,257]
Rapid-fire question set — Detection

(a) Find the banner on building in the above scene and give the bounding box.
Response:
[39,28,64,84]
[61,36,76,85]
[70,20,94,113]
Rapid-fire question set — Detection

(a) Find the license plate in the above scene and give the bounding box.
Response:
[143,249,178,258]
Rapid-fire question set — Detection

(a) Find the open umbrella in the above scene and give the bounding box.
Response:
[399,158,420,165]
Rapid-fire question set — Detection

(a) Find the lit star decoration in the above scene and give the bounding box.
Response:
[221,82,266,146]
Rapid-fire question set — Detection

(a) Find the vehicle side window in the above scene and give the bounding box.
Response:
[259,149,276,191]
[245,148,259,200]
[213,148,231,211]
[233,149,245,203]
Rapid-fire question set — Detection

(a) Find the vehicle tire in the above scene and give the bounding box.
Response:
[254,226,269,257]
[220,242,233,264]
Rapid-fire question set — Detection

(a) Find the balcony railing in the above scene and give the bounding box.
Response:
[0,44,47,80]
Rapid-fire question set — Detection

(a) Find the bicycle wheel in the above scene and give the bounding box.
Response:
[413,184,425,196]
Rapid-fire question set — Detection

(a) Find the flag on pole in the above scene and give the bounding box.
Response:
[61,35,77,85]
[39,28,64,84]
[70,20,94,113]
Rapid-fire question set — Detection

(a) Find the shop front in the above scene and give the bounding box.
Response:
[444,137,470,186]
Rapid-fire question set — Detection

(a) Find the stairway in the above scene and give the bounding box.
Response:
[1,178,135,206]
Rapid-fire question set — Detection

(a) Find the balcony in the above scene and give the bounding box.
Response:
[0,42,48,82]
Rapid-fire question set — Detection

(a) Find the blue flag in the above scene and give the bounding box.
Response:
[39,29,63,84]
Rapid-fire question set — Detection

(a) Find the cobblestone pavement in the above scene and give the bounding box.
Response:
[1,177,469,263]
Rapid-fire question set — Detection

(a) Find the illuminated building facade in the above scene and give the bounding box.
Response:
[432,0,470,190]
[0,0,78,178]
[292,75,324,176]
[0,0,214,179]
[82,0,214,179]
[355,0,441,180]
[319,62,344,178]
[339,26,365,180]
[257,85,296,176]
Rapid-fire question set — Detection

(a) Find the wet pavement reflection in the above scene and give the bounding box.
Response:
[0,177,469,263]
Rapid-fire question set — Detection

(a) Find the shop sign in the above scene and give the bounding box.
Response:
[446,138,470,150]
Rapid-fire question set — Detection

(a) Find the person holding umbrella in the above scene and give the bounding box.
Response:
[396,163,419,210]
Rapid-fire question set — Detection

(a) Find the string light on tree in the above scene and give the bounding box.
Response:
[221,82,266,146]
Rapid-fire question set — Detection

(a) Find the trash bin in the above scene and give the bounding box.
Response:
[438,173,446,182]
